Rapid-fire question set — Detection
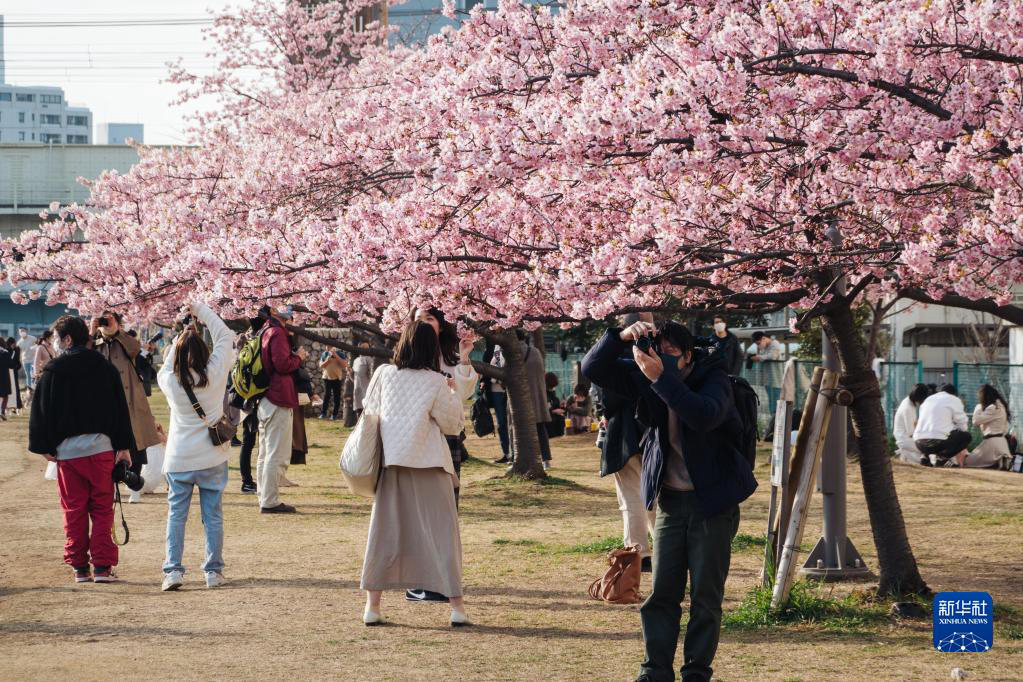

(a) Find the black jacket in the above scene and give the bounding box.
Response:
[582,329,757,517]
[29,346,136,456]
[705,331,744,376]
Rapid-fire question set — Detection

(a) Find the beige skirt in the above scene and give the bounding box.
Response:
[360,466,463,597]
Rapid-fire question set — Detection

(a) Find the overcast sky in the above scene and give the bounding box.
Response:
[0,1,240,144]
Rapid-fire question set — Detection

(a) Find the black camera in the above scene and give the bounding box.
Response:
[98,316,111,327]
[112,459,145,492]
[635,333,660,353]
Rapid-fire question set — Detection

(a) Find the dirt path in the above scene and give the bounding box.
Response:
[0,397,1020,681]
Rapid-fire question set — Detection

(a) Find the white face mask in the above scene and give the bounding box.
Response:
[713,322,726,334]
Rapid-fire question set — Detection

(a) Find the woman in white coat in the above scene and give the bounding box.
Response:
[360,320,468,627]
[157,302,235,591]
[893,384,932,464]
[965,384,1012,468]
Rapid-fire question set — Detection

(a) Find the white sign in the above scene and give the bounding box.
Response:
[770,401,792,487]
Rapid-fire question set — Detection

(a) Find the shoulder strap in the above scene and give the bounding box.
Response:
[181,381,209,425]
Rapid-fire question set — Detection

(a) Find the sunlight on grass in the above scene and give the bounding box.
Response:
[723,581,889,633]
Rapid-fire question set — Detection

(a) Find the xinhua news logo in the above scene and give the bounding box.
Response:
[933,592,994,653]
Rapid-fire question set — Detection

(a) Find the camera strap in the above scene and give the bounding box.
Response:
[112,484,130,546]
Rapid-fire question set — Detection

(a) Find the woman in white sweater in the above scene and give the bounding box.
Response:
[965,384,1013,468]
[157,302,236,592]
[360,320,468,627]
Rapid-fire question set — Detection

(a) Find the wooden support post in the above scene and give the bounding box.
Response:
[771,369,839,611]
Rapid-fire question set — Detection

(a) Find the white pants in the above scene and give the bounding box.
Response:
[613,453,656,558]
[257,399,293,509]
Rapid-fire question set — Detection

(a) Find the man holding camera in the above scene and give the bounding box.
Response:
[583,320,757,682]
[29,315,135,584]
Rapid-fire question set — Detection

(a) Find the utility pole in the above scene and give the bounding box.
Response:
[800,223,872,581]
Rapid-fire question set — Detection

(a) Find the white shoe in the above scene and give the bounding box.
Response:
[205,571,225,588]
[450,609,472,627]
[162,570,184,591]
[128,490,142,503]
[363,607,383,626]
[543,461,551,471]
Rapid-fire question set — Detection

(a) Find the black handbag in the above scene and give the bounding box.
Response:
[182,382,236,446]
[471,392,495,437]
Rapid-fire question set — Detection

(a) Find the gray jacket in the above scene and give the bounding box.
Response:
[522,343,550,424]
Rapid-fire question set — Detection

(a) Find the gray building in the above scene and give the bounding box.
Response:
[95,122,144,145]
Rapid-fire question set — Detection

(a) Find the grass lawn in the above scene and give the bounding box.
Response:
[0,390,1020,681]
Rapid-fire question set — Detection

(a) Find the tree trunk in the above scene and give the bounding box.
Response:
[823,302,929,596]
[495,332,546,479]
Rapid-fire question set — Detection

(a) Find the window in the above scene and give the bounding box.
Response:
[40,94,62,104]
[17,112,24,123]
[0,93,10,101]
[18,132,25,141]
[66,134,88,144]
[15,93,34,102]
[66,115,88,126]
[41,133,62,143]
[31,133,35,140]
[41,114,61,125]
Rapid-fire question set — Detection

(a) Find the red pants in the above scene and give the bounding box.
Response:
[56,451,117,568]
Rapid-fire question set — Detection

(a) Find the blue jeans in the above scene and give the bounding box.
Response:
[490,391,510,456]
[164,462,228,575]
[23,362,33,390]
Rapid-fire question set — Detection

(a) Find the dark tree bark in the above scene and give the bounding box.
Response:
[823,301,929,596]
[494,331,546,479]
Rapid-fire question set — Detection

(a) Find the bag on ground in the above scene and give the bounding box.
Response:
[588,546,643,604]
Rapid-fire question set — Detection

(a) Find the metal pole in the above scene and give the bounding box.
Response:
[800,223,871,581]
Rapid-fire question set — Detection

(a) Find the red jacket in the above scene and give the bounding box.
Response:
[260,318,301,409]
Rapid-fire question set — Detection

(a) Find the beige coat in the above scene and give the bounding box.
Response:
[95,331,162,452]
[966,400,1011,468]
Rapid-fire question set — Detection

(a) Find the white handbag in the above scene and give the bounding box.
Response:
[339,369,383,497]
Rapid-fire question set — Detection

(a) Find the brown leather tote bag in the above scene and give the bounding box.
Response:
[588,546,643,604]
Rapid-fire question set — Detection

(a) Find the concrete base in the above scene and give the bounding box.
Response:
[798,536,874,582]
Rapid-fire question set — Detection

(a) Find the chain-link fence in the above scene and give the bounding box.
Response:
[470,349,584,401]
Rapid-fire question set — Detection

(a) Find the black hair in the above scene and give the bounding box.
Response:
[908,383,932,406]
[658,321,695,356]
[751,331,765,342]
[978,384,1011,423]
[53,315,90,347]
[427,307,460,368]
[940,383,957,396]
[393,320,440,372]
[545,371,559,391]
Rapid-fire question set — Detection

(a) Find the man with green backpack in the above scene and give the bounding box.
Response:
[232,305,307,514]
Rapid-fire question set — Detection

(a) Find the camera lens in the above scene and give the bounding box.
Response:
[636,336,650,352]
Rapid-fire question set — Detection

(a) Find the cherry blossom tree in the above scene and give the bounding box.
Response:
[6,0,1023,593]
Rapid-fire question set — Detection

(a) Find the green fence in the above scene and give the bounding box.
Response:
[470,349,584,400]
[953,362,1023,437]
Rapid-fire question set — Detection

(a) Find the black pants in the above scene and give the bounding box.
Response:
[239,411,258,485]
[447,434,464,508]
[916,430,972,462]
[640,490,739,682]
[322,379,341,418]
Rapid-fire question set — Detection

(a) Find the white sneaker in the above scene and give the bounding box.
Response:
[128,489,142,503]
[205,571,225,588]
[363,606,383,626]
[162,570,184,591]
[450,609,472,627]
[543,461,551,471]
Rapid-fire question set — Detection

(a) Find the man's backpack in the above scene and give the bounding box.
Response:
[231,328,271,401]
[471,393,495,437]
[729,376,760,468]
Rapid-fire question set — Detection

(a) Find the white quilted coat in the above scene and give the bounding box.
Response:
[368,364,465,475]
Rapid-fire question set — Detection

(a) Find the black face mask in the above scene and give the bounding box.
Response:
[658,351,686,379]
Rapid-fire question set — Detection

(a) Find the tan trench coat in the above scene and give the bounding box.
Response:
[94,331,162,452]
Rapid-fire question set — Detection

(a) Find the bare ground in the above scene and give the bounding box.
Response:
[0,393,1021,681]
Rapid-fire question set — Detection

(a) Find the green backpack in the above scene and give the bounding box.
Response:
[231,328,271,400]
